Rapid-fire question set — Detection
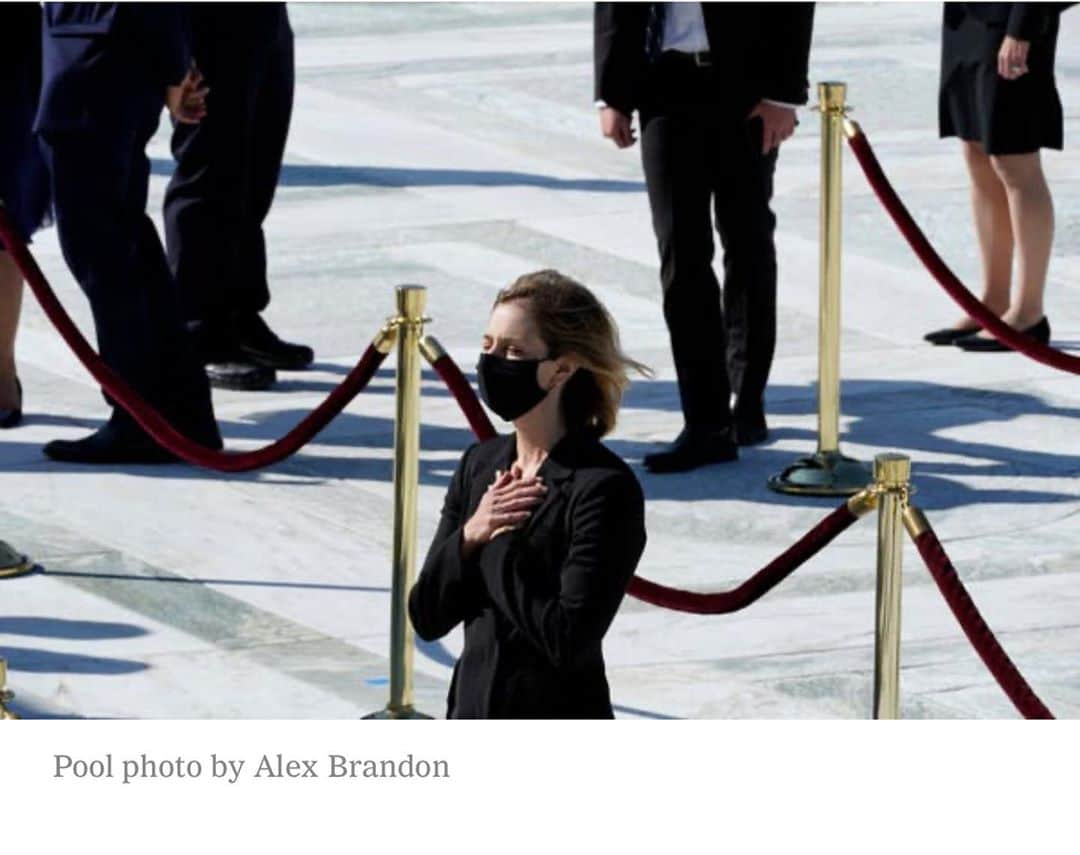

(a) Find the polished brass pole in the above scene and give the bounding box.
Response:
[769,82,871,496]
[366,286,431,720]
[818,82,844,455]
[0,658,18,720]
[872,453,910,720]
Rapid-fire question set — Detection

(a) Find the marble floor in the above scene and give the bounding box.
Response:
[2,2,1079,719]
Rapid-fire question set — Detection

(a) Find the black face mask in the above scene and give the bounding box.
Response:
[476,352,551,422]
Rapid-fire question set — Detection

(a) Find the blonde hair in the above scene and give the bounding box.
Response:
[493,270,651,437]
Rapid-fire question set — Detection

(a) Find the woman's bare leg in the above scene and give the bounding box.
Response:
[960,141,1013,329]
[0,252,23,409]
[989,150,1054,329]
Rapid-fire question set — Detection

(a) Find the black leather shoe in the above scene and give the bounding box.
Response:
[733,402,769,446]
[955,317,1050,352]
[43,422,179,464]
[924,324,981,345]
[206,361,277,391]
[735,422,769,446]
[643,427,738,474]
[235,314,314,371]
[0,377,22,429]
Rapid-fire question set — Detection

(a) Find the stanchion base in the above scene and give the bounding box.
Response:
[0,541,32,580]
[363,705,433,720]
[768,450,872,497]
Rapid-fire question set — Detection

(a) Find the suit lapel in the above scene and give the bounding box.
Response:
[521,441,576,538]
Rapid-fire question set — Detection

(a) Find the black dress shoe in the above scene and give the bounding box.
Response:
[643,427,738,474]
[205,361,277,391]
[235,313,314,371]
[43,422,179,465]
[735,422,769,446]
[955,317,1050,352]
[0,377,22,429]
[924,324,981,345]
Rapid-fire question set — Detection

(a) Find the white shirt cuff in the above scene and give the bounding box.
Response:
[762,99,801,110]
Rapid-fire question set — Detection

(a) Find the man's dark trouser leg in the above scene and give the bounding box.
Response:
[714,117,778,432]
[241,24,293,304]
[42,102,218,446]
[641,109,732,433]
[164,16,294,330]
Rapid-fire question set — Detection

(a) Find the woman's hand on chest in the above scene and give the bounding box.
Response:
[461,468,548,559]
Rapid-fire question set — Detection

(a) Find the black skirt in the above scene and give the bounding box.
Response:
[938,3,1064,155]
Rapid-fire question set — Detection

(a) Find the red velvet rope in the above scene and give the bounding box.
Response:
[910,526,1054,719]
[427,348,861,613]
[846,127,1080,374]
[625,503,858,613]
[0,204,387,472]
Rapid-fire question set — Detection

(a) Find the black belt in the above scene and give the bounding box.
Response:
[660,49,713,68]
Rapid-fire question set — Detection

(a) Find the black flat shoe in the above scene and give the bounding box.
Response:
[235,313,314,371]
[924,324,981,345]
[643,426,738,474]
[954,317,1051,352]
[43,422,179,465]
[0,378,21,429]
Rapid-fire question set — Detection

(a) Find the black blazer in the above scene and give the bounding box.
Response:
[408,431,647,719]
[944,2,1073,41]
[594,2,816,117]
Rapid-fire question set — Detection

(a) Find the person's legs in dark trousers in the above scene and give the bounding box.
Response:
[241,26,293,312]
[164,10,310,387]
[639,90,739,474]
[40,97,220,462]
[713,116,778,444]
[642,109,731,430]
[165,33,261,335]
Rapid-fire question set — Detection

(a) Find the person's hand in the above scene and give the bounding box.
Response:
[748,101,798,154]
[600,106,636,149]
[998,36,1030,80]
[166,65,209,124]
[462,468,547,556]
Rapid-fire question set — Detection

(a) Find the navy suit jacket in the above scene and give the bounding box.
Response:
[36,3,191,133]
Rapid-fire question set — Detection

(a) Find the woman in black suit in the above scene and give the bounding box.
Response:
[0,3,51,427]
[409,270,650,719]
[928,2,1070,351]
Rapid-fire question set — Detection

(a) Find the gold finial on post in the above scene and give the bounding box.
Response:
[0,540,32,579]
[365,286,432,720]
[871,453,910,720]
[769,82,871,497]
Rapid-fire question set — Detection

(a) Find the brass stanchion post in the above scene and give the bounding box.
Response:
[1,658,18,719]
[769,82,871,496]
[0,540,32,579]
[365,286,431,720]
[871,453,910,719]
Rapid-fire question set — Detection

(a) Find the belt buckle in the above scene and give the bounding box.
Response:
[693,51,712,68]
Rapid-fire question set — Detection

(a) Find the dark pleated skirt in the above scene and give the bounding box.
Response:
[939,7,1064,154]
[0,3,51,248]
